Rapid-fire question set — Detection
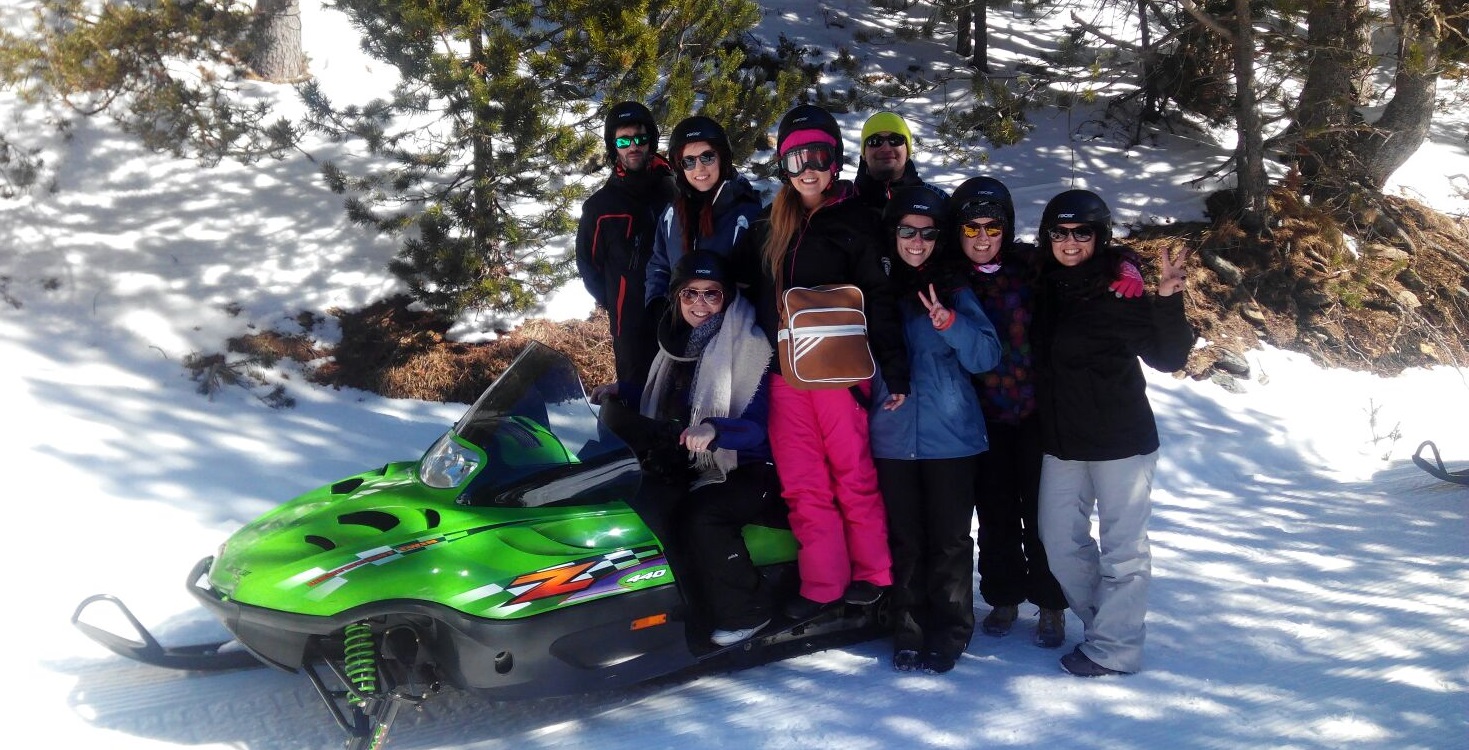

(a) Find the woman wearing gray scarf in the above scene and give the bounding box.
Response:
[592,250,778,647]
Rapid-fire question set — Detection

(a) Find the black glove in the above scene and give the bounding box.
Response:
[599,397,691,485]
[643,437,694,486]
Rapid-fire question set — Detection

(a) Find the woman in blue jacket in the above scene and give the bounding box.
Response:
[870,185,1003,673]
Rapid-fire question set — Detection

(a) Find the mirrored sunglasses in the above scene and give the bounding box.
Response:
[614,133,651,149]
[1047,226,1095,243]
[961,222,1004,239]
[864,133,907,149]
[780,144,835,175]
[679,150,718,171]
[896,225,941,241]
[677,287,724,304]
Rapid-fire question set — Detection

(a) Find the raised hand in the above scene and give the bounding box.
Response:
[1158,245,1192,297]
[917,283,952,329]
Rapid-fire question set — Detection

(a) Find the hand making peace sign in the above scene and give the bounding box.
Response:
[1158,245,1192,297]
[917,283,951,329]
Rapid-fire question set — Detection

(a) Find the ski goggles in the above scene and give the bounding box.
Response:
[895,225,941,241]
[961,221,1004,239]
[678,151,718,171]
[779,144,835,175]
[1047,226,1096,243]
[614,133,651,149]
[864,133,907,149]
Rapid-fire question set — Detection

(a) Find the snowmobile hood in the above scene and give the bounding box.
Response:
[208,344,663,619]
[209,466,661,619]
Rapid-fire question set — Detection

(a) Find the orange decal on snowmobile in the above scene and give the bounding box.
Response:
[507,561,597,604]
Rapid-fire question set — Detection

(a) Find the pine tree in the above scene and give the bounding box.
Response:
[0,0,300,169]
[303,0,801,320]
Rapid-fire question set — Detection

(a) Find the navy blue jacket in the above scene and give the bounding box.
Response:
[645,176,762,306]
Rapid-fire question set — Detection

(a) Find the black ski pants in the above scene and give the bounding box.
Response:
[680,461,781,630]
[974,415,1068,610]
[877,456,976,659]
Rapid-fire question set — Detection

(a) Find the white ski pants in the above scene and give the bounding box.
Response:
[1037,451,1157,673]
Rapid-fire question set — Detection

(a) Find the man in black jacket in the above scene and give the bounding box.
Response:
[853,110,944,216]
[576,101,676,390]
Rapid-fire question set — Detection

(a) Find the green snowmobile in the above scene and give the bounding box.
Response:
[74,342,887,749]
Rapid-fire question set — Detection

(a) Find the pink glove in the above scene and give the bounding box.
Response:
[1110,259,1145,298]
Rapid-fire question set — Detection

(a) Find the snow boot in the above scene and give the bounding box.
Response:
[981,605,1018,637]
[1036,608,1066,649]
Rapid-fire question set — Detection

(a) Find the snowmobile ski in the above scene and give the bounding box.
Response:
[72,594,263,672]
[1413,440,1469,486]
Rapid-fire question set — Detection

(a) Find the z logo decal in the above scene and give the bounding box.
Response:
[505,561,596,604]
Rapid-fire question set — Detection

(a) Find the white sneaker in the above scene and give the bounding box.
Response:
[710,618,771,646]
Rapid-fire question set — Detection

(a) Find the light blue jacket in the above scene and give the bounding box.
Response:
[870,286,1002,460]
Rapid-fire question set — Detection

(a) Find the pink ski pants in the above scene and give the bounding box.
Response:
[767,374,893,602]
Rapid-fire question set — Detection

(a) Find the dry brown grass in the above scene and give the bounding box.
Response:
[310,295,616,403]
[1127,188,1469,380]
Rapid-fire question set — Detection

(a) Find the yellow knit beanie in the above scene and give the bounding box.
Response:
[861,111,914,151]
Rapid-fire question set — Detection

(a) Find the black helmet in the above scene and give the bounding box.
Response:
[1041,189,1112,246]
[603,101,660,163]
[668,115,735,185]
[883,184,948,230]
[950,176,1015,247]
[775,104,844,176]
[669,249,731,300]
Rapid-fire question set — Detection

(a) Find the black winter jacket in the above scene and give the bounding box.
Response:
[852,160,938,216]
[1031,250,1195,461]
[734,183,911,396]
[575,161,676,333]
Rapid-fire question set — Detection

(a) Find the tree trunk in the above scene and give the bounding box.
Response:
[957,4,972,58]
[468,32,498,267]
[249,0,307,83]
[1296,0,1372,198]
[1354,0,1441,189]
[1231,0,1269,234]
[1136,0,1154,138]
[972,1,987,72]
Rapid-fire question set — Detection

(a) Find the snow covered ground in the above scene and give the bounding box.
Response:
[2,2,1466,748]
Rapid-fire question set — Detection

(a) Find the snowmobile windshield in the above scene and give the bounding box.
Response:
[442,343,641,508]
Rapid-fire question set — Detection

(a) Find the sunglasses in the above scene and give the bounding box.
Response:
[1047,226,1095,243]
[679,150,718,171]
[961,222,1004,239]
[614,133,650,149]
[677,287,724,304]
[864,133,907,149]
[896,225,941,241]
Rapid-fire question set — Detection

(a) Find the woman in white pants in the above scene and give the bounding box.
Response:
[1030,189,1195,676]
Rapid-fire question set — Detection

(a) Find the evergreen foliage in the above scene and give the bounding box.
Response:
[305,0,802,320]
[0,0,298,169]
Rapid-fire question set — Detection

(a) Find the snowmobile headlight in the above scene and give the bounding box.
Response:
[419,432,481,489]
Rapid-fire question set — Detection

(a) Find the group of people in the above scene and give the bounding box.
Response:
[576,100,1196,678]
